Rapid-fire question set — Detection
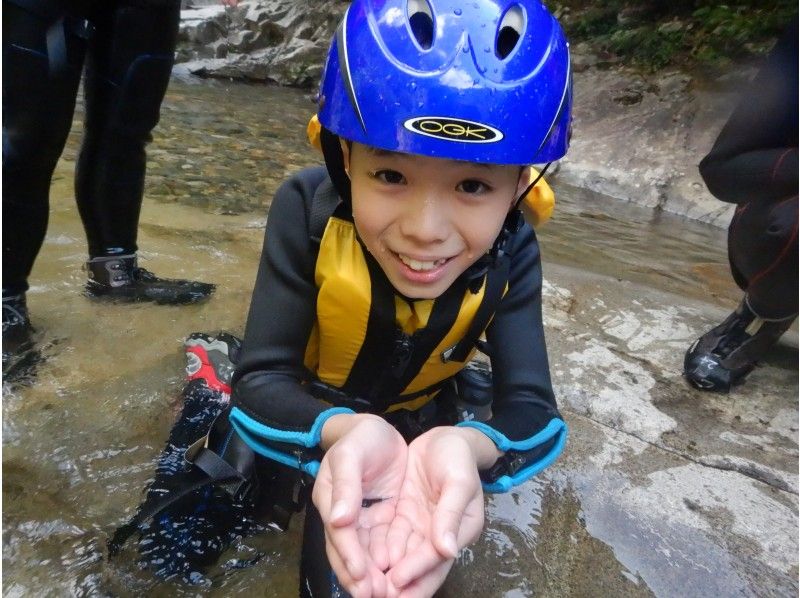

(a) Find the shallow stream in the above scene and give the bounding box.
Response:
[2,75,742,597]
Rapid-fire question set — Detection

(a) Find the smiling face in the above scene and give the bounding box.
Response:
[342,141,530,299]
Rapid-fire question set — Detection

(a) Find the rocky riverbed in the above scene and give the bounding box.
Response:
[2,74,796,596]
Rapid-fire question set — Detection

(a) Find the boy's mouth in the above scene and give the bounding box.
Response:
[397,253,450,272]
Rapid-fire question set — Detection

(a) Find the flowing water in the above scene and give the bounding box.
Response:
[2,75,744,597]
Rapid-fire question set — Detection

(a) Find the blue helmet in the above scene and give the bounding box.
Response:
[317,0,572,165]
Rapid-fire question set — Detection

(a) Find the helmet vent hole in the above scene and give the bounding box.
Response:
[408,0,434,50]
[496,5,524,59]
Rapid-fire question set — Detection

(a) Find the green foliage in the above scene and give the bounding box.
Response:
[607,25,688,70]
[553,0,797,70]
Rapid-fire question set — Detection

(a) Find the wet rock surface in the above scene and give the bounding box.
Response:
[2,78,796,596]
[558,58,755,228]
[176,0,345,87]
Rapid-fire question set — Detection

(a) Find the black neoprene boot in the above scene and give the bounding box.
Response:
[2,292,39,382]
[85,255,215,305]
[684,297,795,392]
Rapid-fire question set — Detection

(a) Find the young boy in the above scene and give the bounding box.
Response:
[118,0,571,595]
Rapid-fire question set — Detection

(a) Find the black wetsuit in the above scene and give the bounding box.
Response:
[3,0,181,295]
[699,24,798,319]
[231,166,562,595]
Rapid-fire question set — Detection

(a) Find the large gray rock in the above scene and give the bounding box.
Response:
[177,0,345,87]
[555,55,758,226]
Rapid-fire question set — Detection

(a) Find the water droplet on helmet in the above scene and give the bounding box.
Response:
[484,47,491,53]
[410,82,417,89]
[454,8,462,15]
[462,46,469,53]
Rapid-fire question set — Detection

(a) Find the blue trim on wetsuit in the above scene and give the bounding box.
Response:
[229,406,355,477]
[457,418,568,493]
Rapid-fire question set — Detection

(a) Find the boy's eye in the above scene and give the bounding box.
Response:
[371,169,406,185]
[457,179,490,194]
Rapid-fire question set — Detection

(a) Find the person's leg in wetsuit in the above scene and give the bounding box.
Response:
[128,332,267,585]
[683,24,798,392]
[3,0,215,380]
[685,198,798,391]
[76,0,214,303]
[2,0,89,378]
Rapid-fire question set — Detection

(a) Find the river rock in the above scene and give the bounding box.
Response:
[556,64,749,226]
[177,0,345,87]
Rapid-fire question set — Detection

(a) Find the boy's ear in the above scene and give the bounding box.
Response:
[513,166,535,208]
[340,139,351,178]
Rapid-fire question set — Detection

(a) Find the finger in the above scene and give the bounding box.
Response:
[369,523,390,571]
[326,538,374,597]
[406,530,424,556]
[325,524,368,581]
[388,540,443,589]
[432,478,482,557]
[386,578,402,598]
[358,525,371,551]
[396,558,455,598]
[386,515,413,567]
[367,560,388,598]
[327,448,365,527]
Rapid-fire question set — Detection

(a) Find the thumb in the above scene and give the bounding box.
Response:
[326,446,365,528]
[431,476,480,558]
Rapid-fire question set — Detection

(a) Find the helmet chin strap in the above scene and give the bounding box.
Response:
[488,162,552,264]
[320,127,352,202]
[514,161,552,211]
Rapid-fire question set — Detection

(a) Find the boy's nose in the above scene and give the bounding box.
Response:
[399,192,449,245]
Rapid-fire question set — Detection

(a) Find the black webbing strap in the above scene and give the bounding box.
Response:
[440,254,511,363]
[341,252,399,402]
[308,178,342,245]
[514,162,552,211]
[107,436,253,557]
[107,467,215,556]
[377,277,469,399]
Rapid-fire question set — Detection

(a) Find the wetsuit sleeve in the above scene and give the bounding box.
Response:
[458,223,566,492]
[229,167,354,476]
[699,24,798,205]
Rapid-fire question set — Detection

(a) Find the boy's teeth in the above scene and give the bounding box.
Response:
[399,254,445,271]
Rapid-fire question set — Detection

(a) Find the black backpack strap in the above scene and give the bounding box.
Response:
[439,209,523,363]
[440,253,511,363]
[107,466,217,556]
[308,177,342,246]
[107,415,256,557]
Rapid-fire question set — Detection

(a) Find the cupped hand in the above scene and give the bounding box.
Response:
[313,415,408,597]
[384,427,485,597]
